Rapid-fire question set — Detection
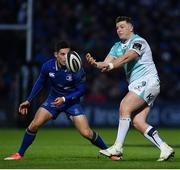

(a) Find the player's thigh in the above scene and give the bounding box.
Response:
[120,91,147,115]
[128,76,160,107]
[71,115,92,137]
[132,106,150,132]
[29,107,53,130]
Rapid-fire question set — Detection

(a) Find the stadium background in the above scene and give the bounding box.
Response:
[0,0,179,128]
[0,0,180,168]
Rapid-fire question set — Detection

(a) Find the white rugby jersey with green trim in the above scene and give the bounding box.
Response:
[108,34,159,83]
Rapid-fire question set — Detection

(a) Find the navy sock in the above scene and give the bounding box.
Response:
[90,131,108,149]
[18,128,37,156]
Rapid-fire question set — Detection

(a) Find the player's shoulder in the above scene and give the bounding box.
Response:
[43,58,55,65]
[111,41,121,49]
[130,34,149,49]
[42,58,55,67]
[113,41,121,46]
[132,34,147,43]
[40,59,56,72]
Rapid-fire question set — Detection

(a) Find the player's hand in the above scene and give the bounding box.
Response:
[51,97,65,107]
[101,62,114,72]
[101,64,111,72]
[85,53,98,67]
[86,53,108,69]
[19,100,30,115]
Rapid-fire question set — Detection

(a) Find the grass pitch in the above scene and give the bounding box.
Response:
[0,128,179,169]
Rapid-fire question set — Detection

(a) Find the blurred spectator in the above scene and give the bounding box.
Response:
[0,0,179,112]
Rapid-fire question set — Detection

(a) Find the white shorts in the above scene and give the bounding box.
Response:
[128,76,160,106]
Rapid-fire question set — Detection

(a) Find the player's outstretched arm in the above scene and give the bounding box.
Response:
[86,53,97,67]
[18,100,30,115]
[102,50,139,72]
[85,53,108,69]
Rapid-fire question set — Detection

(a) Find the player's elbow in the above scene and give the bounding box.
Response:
[79,86,86,96]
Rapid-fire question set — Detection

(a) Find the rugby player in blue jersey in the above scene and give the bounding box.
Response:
[4,41,108,160]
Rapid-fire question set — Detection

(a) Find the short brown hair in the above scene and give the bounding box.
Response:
[115,16,133,26]
[54,40,71,52]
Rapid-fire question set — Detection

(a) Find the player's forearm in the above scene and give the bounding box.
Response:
[104,56,114,63]
[95,62,107,69]
[99,56,114,69]
[112,54,129,68]
[111,51,138,69]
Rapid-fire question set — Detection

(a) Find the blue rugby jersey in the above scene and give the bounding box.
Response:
[27,59,86,103]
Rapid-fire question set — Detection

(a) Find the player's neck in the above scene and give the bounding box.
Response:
[121,33,134,44]
[57,60,66,70]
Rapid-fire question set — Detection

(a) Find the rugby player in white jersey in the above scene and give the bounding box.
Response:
[86,16,174,161]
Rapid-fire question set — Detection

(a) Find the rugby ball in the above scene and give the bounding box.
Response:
[65,51,82,72]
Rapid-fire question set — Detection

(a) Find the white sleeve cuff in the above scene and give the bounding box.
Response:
[108,63,114,70]
[62,97,66,102]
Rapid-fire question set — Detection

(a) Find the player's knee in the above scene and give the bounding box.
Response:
[28,120,41,132]
[119,105,130,117]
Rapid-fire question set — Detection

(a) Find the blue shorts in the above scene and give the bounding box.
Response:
[41,96,84,120]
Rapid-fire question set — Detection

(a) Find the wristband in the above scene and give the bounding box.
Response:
[62,97,66,102]
[108,63,114,70]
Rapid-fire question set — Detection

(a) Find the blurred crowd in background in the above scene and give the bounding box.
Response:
[0,0,179,122]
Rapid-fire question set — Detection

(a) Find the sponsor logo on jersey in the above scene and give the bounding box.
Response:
[122,44,127,49]
[64,86,70,90]
[132,42,142,50]
[146,93,154,102]
[66,74,72,81]
[134,81,146,91]
[49,72,55,78]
